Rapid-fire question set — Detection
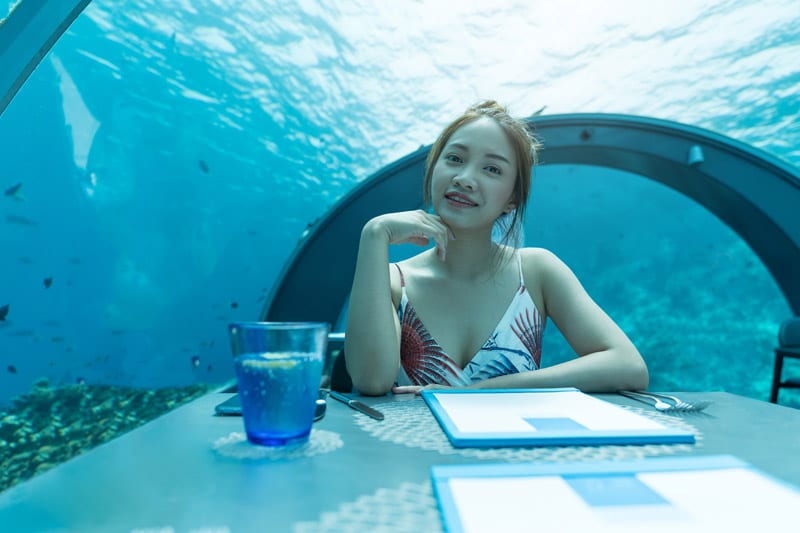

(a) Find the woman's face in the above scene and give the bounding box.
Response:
[430,117,518,232]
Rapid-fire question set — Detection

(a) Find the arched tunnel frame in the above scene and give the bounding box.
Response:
[262,114,800,325]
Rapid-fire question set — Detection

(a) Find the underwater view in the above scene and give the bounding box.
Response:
[1,0,799,492]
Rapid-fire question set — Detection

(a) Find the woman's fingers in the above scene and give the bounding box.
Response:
[405,236,430,246]
[381,211,454,260]
[392,385,423,395]
[421,384,452,391]
[417,212,452,261]
[392,383,454,396]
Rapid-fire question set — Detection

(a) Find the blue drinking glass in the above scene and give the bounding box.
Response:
[229,322,329,446]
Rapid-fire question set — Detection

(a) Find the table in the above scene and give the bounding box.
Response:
[0,391,798,532]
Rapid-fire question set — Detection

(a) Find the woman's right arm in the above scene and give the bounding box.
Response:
[344,219,401,395]
[345,211,453,395]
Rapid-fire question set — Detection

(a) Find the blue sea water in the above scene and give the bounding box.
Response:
[0,0,799,408]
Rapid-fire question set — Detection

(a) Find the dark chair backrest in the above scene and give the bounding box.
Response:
[330,349,353,392]
[779,317,800,347]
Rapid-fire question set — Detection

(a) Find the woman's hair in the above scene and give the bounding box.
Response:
[422,100,542,247]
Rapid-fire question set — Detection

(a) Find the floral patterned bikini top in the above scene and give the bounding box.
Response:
[394,253,544,387]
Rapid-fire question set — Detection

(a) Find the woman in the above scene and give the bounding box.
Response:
[344,100,648,396]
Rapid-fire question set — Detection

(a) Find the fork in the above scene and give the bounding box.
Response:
[618,390,711,413]
[644,391,711,412]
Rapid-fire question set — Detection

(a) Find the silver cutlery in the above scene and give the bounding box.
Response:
[328,390,385,421]
[619,390,711,413]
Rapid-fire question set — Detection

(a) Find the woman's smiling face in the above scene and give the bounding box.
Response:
[430,117,518,231]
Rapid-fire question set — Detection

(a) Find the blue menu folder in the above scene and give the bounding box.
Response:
[431,455,800,533]
[420,388,695,447]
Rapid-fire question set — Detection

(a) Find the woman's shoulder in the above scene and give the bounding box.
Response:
[518,247,577,288]
[389,252,433,302]
[516,247,566,321]
[392,251,433,276]
[518,246,564,271]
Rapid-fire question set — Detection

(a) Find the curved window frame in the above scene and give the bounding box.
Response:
[1,0,91,113]
[262,114,800,324]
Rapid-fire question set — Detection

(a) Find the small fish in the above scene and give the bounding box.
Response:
[230,301,239,309]
[43,277,53,288]
[7,365,17,374]
[191,355,200,368]
[6,214,38,226]
[198,160,209,173]
[4,182,22,197]
[0,304,8,320]
[18,256,33,264]
[76,377,86,385]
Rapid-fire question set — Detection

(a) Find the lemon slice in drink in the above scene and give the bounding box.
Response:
[241,357,300,370]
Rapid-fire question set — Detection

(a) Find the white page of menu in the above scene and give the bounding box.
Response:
[432,390,666,433]
[440,464,800,533]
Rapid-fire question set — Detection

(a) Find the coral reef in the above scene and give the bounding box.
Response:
[0,378,210,493]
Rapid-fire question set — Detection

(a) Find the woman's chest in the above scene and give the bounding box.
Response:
[404,281,521,368]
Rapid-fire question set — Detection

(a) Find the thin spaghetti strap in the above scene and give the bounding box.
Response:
[516,252,525,286]
[394,263,406,287]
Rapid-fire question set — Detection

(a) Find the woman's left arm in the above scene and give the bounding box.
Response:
[475,248,648,392]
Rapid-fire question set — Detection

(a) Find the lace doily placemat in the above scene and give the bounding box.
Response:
[211,429,343,460]
[294,481,439,533]
[296,400,704,532]
[354,398,703,462]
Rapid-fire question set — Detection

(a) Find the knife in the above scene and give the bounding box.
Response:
[328,391,384,421]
